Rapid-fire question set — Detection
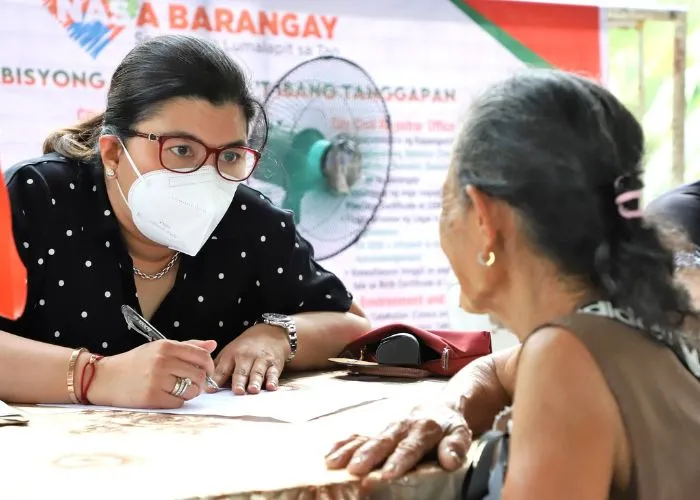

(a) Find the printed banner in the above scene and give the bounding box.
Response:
[0,0,603,328]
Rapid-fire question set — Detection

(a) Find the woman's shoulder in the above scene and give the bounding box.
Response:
[233,185,286,214]
[518,322,622,397]
[4,153,91,225]
[520,325,594,370]
[5,153,81,190]
[218,184,295,235]
[517,324,622,425]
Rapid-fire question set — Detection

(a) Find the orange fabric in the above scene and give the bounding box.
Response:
[0,169,27,320]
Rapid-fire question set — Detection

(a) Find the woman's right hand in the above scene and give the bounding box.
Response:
[89,339,217,409]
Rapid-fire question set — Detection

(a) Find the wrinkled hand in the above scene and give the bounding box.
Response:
[91,339,217,409]
[212,324,290,394]
[325,403,471,479]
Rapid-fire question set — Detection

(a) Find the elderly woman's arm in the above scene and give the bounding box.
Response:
[501,328,620,500]
[325,345,520,477]
[442,345,519,435]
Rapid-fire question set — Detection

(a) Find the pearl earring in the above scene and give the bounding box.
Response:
[105,168,116,178]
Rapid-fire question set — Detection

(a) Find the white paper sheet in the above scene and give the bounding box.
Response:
[43,381,392,423]
[0,399,20,418]
[0,399,28,425]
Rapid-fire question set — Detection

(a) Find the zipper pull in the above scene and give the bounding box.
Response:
[441,346,450,371]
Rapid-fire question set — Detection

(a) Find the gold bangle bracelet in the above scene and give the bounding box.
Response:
[67,348,88,404]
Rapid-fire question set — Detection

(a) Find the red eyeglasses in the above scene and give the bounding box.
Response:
[127,130,261,182]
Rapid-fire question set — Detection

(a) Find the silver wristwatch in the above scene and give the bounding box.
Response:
[260,313,297,362]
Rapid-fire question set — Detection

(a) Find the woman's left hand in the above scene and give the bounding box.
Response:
[212,324,290,394]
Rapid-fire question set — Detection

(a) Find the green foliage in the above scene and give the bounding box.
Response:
[608,0,700,201]
[126,0,139,19]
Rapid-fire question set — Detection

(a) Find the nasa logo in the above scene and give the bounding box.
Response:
[43,0,138,59]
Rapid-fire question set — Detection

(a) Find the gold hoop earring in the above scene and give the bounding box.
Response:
[477,251,496,267]
[105,168,116,178]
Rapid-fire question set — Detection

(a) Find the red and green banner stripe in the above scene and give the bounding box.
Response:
[454,0,603,78]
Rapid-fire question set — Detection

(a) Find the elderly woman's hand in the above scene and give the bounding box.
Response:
[325,402,472,479]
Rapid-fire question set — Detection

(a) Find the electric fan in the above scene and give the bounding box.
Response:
[248,56,392,261]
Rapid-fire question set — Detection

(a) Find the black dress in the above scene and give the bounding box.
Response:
[1,153,352,355]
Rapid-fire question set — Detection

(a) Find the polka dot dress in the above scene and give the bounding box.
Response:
[0,154,354,356]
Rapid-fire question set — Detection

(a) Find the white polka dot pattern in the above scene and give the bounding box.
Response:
[2,165,353,358]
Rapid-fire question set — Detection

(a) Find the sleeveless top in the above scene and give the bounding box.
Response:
[539,304,700,499]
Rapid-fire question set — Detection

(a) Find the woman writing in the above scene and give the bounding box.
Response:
[327,70,700,498]
[0,34,370,409]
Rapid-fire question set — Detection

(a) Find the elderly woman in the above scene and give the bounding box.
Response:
[327,70,700,498]
[0,34,370,408]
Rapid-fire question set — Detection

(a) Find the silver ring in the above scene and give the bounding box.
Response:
[180,377,192,396]
[171,377,192,398]
[170,378,184,397]
[177,377,192,397]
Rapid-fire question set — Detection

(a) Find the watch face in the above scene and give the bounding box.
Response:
[263,313,291,323]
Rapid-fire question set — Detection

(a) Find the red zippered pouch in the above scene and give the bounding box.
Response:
[336,324,492,377]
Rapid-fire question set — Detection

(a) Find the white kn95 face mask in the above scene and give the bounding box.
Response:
[114,139,239,256]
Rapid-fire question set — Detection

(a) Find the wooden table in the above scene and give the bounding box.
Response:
[1,372,467,500]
